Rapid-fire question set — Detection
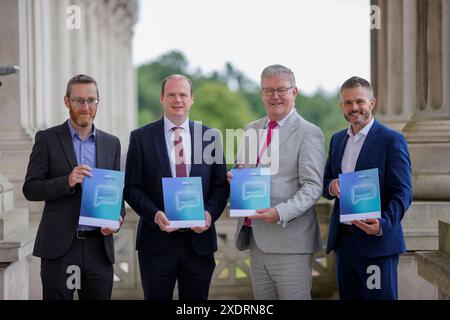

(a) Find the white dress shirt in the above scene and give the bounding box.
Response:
[163,116,192,177]
[334,118,375,225]
[341,117,374,174]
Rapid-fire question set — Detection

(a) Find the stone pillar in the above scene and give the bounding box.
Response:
[0,0,34,213]
[403,0,450,201]
[371,0,417,131]
[372,0,450,299]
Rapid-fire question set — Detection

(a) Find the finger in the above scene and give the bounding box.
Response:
[364,218,378,224]
[79,165,92,171]
[157,212,170,226]
[165,227,178,233]
[78,169,93,177]
[256,208,269,214]
[352,220,370,232]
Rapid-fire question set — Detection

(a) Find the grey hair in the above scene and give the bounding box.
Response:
[340,76,374,99]
[260,64,296,87]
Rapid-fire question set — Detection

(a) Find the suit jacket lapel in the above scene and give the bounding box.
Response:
[276,111,299,151]
[354,120,380,171]
[335,133,349,174]
[261,111,298,165]
[154,118,172,177]
[188,121,201,177]
[96,130,107,169]
[57,120,78,169]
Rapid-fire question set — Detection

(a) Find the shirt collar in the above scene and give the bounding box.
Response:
[67,119,96,140]
[164,116,190,133]
[346,117,374,139]
[265,107,295,128]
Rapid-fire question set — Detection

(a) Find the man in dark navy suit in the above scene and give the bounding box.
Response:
[124,74,229,300]
[323,76,412,300]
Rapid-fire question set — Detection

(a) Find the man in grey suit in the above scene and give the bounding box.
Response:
[229,65,325,299]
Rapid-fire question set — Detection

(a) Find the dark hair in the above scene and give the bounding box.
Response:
[65,74,99,99]
[340,76,374,98]
[161,74,193,96]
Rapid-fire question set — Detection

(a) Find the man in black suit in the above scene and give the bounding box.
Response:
[23,74,124,300]
[124,74,229,300]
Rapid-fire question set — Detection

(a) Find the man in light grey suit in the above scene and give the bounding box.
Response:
[229,65,325,300]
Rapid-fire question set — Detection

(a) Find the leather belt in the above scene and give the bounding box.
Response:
[76,229,102,239]
[339,224,354,235]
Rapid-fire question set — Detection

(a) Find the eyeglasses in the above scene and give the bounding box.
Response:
[70,98,99,107]
[262,86,294,96]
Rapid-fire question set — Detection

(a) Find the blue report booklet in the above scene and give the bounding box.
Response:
[339,168,381,222]
[230,168,270,217]
[79,168,124,229]
[162,177,205,228]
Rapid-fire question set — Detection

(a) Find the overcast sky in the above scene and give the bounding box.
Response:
[133,0,371,95]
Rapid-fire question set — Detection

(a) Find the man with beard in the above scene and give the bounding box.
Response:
[23,74,124,300]
[323,76,412,299]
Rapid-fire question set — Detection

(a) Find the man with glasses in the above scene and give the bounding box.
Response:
[23,74,124,300]
[229,64,325,299]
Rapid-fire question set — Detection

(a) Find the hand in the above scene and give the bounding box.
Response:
[249,207,280,224]
[227,165,243,184]
[330,179,340,198]
[191,210,212,234]
[68,165,93,188]
[352,218,381,236]
[101,216,123,236]
[155,211,178,233]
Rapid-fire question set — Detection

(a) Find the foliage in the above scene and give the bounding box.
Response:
[137,50,347,153]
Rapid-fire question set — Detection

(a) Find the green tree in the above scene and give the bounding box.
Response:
[296,89,347,152]
[190,81,257,133]
[137,51,190,125]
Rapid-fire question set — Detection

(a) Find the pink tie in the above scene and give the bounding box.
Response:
[244,120,278,227]
[172,127,187,177]
[256,120,278,166]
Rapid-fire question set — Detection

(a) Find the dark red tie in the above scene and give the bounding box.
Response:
[172,127,187,177]
[256,120,278,166]
[244,120,278,227]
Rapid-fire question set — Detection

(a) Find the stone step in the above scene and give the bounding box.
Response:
[439,220,450,256]
[416,251,450,297]
[402,201,450,251]
[0,226,37,263]
[0,208,29,241]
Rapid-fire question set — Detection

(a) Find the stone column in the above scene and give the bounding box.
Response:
[371,0,417,131]
[403,0,450,201]
[372,0,450,299]
[0,0,34,212]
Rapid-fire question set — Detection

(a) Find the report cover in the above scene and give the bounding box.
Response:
[339,168,381,222]
[230,168,271,217]
[79,168,124,229]
[162,177,205,228]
